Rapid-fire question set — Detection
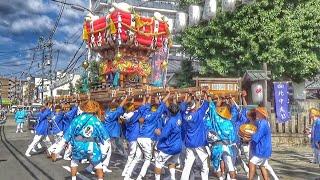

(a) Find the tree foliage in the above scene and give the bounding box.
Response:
[179,0,320,82]
[179,0,202,8]
[176,58,196,87]
[88,61,101,89]
[68,82,75,95]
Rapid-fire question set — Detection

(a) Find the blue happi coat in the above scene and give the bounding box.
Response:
[104,107,124,138]
[157,112,183,155]
[180,101,209,148]
[15,110,27,123]
[63,106,78,132]
[63,113,109,165]
[124,106,147,142]
[35,108,51,136]
[49,111,65,135]
[207,102,236,170]
[231,106,250,145]
[311,118,320,149]
[251,119,272,158]
[139,102,167,141]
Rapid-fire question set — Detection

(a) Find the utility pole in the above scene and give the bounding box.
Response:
[263,63,268,108]
[40,37,45,105]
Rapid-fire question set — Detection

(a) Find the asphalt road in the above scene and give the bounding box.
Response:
[0,117,319,180]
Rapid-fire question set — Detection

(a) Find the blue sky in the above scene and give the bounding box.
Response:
[0,0,89,78]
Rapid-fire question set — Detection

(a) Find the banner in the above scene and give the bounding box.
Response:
[150,45,169,87]
[274,82,290,123]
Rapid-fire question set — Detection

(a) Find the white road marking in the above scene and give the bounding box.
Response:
[62,165,91,180]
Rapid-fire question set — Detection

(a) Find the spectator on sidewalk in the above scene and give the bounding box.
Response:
[15,105,27,133]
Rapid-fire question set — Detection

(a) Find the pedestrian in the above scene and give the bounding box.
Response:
[135,92,170,180]
[25,104,52,157]
[180,92,210,180]
[15,105,27,133]
[243,107,276,180]
[51,100,109,180]
[121,98,146,179]
[154,101,182,180]
[310,108,320,165]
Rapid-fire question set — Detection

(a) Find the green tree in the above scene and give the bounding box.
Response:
[68,82,75,95]
[75,78,83,93]
[88,61,101,89]
[179,0,202,8]
[176,58,196,87]
[179,0,320,82]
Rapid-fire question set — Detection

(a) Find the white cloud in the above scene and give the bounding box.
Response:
[11,15,54,33]
[53,39,82,53]
[59,23,82,36]
[24,0,60,14]
[0,36,12,44]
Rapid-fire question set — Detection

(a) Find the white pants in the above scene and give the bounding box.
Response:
[181,147,209,180]
[250,156,279,180]
[122,141,139,176]
[136,137,153,178]
[16,123,24,131]
[124,141,142,178]
[64,143,72,159]
[155,151,179,180]
[100,139,112,168]
[71,159,102,169]
[222,152,235,172]
[25,135,51,155]
[47,131,64,154]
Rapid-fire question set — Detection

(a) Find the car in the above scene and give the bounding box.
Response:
[10,105,17,113]
[27,104,42,131]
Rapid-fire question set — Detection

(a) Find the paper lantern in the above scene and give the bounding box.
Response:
[175,12,188,33]
[251,82,263,104]
[188,5,202,26]
[203,0,217,20]
[222,0,236,12]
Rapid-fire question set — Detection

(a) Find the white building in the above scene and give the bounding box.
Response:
[34,72,80,103]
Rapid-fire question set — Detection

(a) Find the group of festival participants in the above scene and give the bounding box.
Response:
[24,90,283,180]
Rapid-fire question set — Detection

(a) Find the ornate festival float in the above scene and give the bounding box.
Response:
[57,2,242,103]
[70,2,196,102]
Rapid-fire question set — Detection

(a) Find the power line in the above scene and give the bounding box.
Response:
[48,0,66,40]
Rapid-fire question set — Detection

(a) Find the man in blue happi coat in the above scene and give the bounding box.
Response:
[25,103,52,157]
[52,100,109,180]
[102,97,127,172]
[207,95,237,180]
[135,92,170,180]
[154,98,182,180]
[180,92,210,180]
[242,107,276,180]
[121,98,147,179]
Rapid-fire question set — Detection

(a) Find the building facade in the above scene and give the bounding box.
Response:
[34,72,81,103]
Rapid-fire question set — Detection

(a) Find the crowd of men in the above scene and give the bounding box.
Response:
[21,90,284,180]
